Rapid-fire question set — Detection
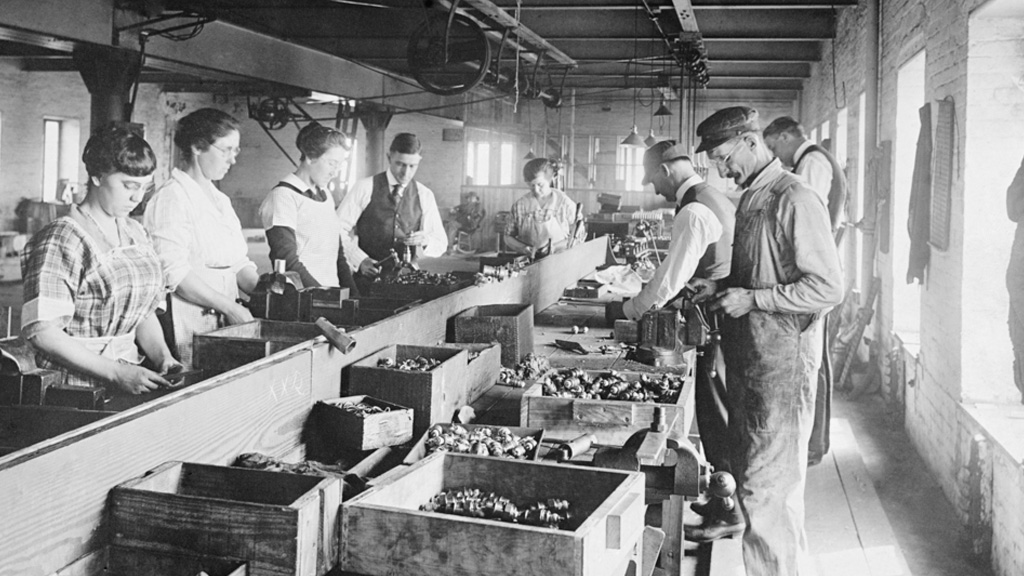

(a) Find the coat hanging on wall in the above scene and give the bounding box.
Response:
[907,102,932,285]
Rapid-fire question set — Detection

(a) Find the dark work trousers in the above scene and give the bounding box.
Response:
[695,338,731,474]
[807,315,832,461]
[353,273,375,298]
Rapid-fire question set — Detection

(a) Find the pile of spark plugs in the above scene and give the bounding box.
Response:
[541,367,683,403]
[338,401,390,418]
[423,424,538,459]
[377,355,441,371]
[497,353,552,388]
[420,488,572,529]
[377,270,461,286]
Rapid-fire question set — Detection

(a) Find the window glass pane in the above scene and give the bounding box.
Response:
[42,120,60,202]
[475,142,490,186]
[500,142,514,185]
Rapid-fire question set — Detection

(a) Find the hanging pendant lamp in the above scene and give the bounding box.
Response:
[644,129,658,147]
[654,100,672,116]
[621,126,645,147]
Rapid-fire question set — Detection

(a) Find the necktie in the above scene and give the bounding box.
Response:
[391,184,401,204]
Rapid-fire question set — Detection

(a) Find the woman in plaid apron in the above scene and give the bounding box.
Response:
[21,126,180,393]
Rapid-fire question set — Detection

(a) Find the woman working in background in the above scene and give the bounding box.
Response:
[260,123,357,294]
[21,125,180,393]
[144,108,258,367]
[505,158,585,256]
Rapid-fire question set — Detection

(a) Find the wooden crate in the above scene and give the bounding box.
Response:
[402,423,544,464]
[104,545,247,576]
[437,342,501,404]
[311,395,414,451]
[0,405,111,456]
[193,320,344,376]
[452,303,534,368]
[331,297,421,326]
[110,461,342,576]
[298,287,351,323]
[519,358,696,445]
[342,452,645,576]
[347,345,469,436]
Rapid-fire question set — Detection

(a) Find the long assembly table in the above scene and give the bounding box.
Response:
[0,238,732,576]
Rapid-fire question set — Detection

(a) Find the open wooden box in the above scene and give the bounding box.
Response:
[342,452,645,576]
[437,342,501,404]
[328,297,421,326]
[520,362,695,444]
[347,345,469,435]
[109,461,342,576]
[365,272,475,302]
[312,394,414,451]
[193,320,352,375]
[452,303,534,368]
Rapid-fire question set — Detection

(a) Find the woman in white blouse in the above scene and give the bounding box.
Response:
[144,108,258,367]
[259,123,357,293]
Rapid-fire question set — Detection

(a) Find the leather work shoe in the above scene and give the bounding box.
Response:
[684,518,746,542]
[684,504,746,543]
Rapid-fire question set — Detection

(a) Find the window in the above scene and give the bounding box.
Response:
[616,145,645,191]
[465,141,491,186]
[41,118,80,202]
[499,142,514,185]
[892,50,926,339]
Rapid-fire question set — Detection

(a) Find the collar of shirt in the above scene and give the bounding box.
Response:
[746,158,786,193]
[386,170,407,197]
[281,173,318,198]
[793,140,814,166]
[674,174,704,206]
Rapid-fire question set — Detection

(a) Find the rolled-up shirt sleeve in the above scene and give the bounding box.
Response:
[752,187,844,314]
[20,224,81,335]
[623,204,721,320]
[417,184,448,258]
[143,186,196,289]
[337,178,373,272]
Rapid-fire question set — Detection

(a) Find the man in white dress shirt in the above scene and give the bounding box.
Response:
[762,116,847,235]
[336,133,447,293]
[607,140,736,476]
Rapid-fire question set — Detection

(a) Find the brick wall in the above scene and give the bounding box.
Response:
[801,1,1024,574]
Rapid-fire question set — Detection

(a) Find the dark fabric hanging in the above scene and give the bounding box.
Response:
[907,103,932,284]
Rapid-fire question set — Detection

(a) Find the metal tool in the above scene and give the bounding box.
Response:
[315,318,357,354]
[553,339,589,355]
[554,433,596,462]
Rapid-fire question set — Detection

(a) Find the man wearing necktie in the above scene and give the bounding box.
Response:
[336,133,448,293]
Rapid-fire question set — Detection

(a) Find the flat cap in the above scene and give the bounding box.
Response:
[641,140,690,185]
[695,106,760,153]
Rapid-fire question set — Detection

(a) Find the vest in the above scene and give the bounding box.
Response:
[355,173,423,261]
[795,143,847,232]
[677,181,736,281]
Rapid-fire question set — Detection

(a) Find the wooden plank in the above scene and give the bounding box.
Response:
[827,419,912,576]
[0,239,608,576]
[0,350,313,576]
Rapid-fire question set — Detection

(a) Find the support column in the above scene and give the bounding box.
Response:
[73,44,141,128]
[359,107,394,177]
[861,0,880,298]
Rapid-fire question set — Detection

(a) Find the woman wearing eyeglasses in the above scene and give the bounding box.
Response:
[259,123,357,294]
[143,107,258,367]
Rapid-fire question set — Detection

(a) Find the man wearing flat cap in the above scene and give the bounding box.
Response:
[691,106,843,576]
[609,140,735,477]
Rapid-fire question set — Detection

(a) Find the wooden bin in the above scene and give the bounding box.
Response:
[312,395,414,451]
[520,359,696,445]
[298,287,351,322]
[437,342,501,404]
[342,452,645,576]
[402,423,545,464]
[103,545,247,576]
[110,461,342,576]
[347,345,469,436]
[452,303,534,368]
[330,297,421,326]
[193,320,348,376]
[0,405,110,456]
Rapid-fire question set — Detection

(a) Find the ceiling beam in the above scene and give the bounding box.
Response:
[703,40,820,61]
